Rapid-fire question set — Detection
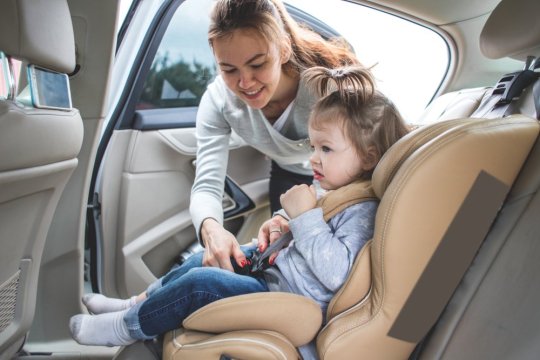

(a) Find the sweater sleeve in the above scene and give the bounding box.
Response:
[287,201,378,291]
[189,81,231,239]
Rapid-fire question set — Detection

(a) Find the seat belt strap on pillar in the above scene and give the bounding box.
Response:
[473,56,539,119]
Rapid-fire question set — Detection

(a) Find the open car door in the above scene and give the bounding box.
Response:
[88,0,342,298]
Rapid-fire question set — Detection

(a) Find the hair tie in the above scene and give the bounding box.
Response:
[331,68,345,78]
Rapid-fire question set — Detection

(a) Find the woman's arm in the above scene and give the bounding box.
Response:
[190,81,245,271]
[190,86,231,235]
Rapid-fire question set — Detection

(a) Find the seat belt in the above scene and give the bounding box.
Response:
[472,56,539,119]
[246,180,376,274]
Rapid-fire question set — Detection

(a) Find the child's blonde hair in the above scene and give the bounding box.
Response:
[304,65,409,179]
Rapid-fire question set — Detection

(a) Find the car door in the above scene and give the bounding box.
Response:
[88,0,342,298]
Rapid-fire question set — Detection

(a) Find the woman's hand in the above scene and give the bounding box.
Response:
[257,215,290,265]
[200,218,246,272]
[280,184,317,219]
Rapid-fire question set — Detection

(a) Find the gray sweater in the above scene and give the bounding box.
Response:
[265,201,378,360]
[190,75,317,235]
[265,201,378,317]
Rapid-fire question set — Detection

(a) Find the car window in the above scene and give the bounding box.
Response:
[135,0,449,122]
[285,0,449,123]
[136,0,216,110]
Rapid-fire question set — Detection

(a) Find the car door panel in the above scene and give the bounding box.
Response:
[99,123,271,296]
[133,107,198,130]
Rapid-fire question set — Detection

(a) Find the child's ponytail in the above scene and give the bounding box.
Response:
[303,66,375,106]
[304,65,409,180]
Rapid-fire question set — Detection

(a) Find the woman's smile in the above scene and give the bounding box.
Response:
[241,86,264,99]
[212,29,286,110]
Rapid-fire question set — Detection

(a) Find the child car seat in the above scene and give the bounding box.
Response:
[163,115,539,359]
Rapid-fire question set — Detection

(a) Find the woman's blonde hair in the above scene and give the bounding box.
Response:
[303,65,410,179]
[208,0,361,77]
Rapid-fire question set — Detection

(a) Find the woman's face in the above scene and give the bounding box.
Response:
[212,29,286,109]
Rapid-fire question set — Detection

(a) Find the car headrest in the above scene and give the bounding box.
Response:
[480,0,540,60]
[0,0,76,73]
[372,118,473,198]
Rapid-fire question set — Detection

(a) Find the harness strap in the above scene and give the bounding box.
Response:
[250,180,377,272]
[317,180,377,222]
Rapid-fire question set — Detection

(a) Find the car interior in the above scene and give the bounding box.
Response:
[0,0,83,358]
[0,0,539,359]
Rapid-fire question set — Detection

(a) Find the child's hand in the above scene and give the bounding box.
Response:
[280,184,317,219]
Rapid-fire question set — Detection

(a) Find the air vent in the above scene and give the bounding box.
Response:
[0,271,20,333]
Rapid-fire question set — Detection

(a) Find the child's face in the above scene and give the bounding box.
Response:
[212,29,286,110]
[309,121,366,191]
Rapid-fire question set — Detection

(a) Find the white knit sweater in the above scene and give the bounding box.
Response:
[189,75,316,235]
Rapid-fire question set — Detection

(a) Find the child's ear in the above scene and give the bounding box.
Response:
[362,146,379,171]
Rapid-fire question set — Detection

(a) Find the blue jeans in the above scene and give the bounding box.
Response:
[124,245,268,339]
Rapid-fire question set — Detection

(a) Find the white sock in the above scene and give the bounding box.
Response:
[69,309,136,347]
[82,293,137,314]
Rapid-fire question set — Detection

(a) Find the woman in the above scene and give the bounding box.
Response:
[191,0,362,271]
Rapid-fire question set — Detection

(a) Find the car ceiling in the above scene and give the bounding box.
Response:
[360,0,501,26]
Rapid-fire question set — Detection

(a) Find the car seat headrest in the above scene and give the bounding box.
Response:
[372,118,472,198]
[480,0,540,60]
[0,0,76,73]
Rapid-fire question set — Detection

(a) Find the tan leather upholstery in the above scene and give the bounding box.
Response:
[0,0,82,357]
[182,293,322,347]
[0,103,83,171]
[0,0,75,73]
[163,116,539,359]
[164,329,300,360]
[480,0,540,60]
[416,87,490,125]
[165,293,322,360]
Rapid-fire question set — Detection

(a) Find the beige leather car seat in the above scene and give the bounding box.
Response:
[162,115,539,359]
[0,0,83,358]
[416,87,491,125]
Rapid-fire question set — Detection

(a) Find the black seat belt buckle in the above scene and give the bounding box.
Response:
[234,232,293,276]
[233,250,270,276]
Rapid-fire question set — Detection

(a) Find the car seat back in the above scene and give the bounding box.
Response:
[0,0,83,357]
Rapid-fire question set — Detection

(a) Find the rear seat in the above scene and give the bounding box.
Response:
[420,61,539,126]
[412,0,540,358]
[417,87,491,125]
